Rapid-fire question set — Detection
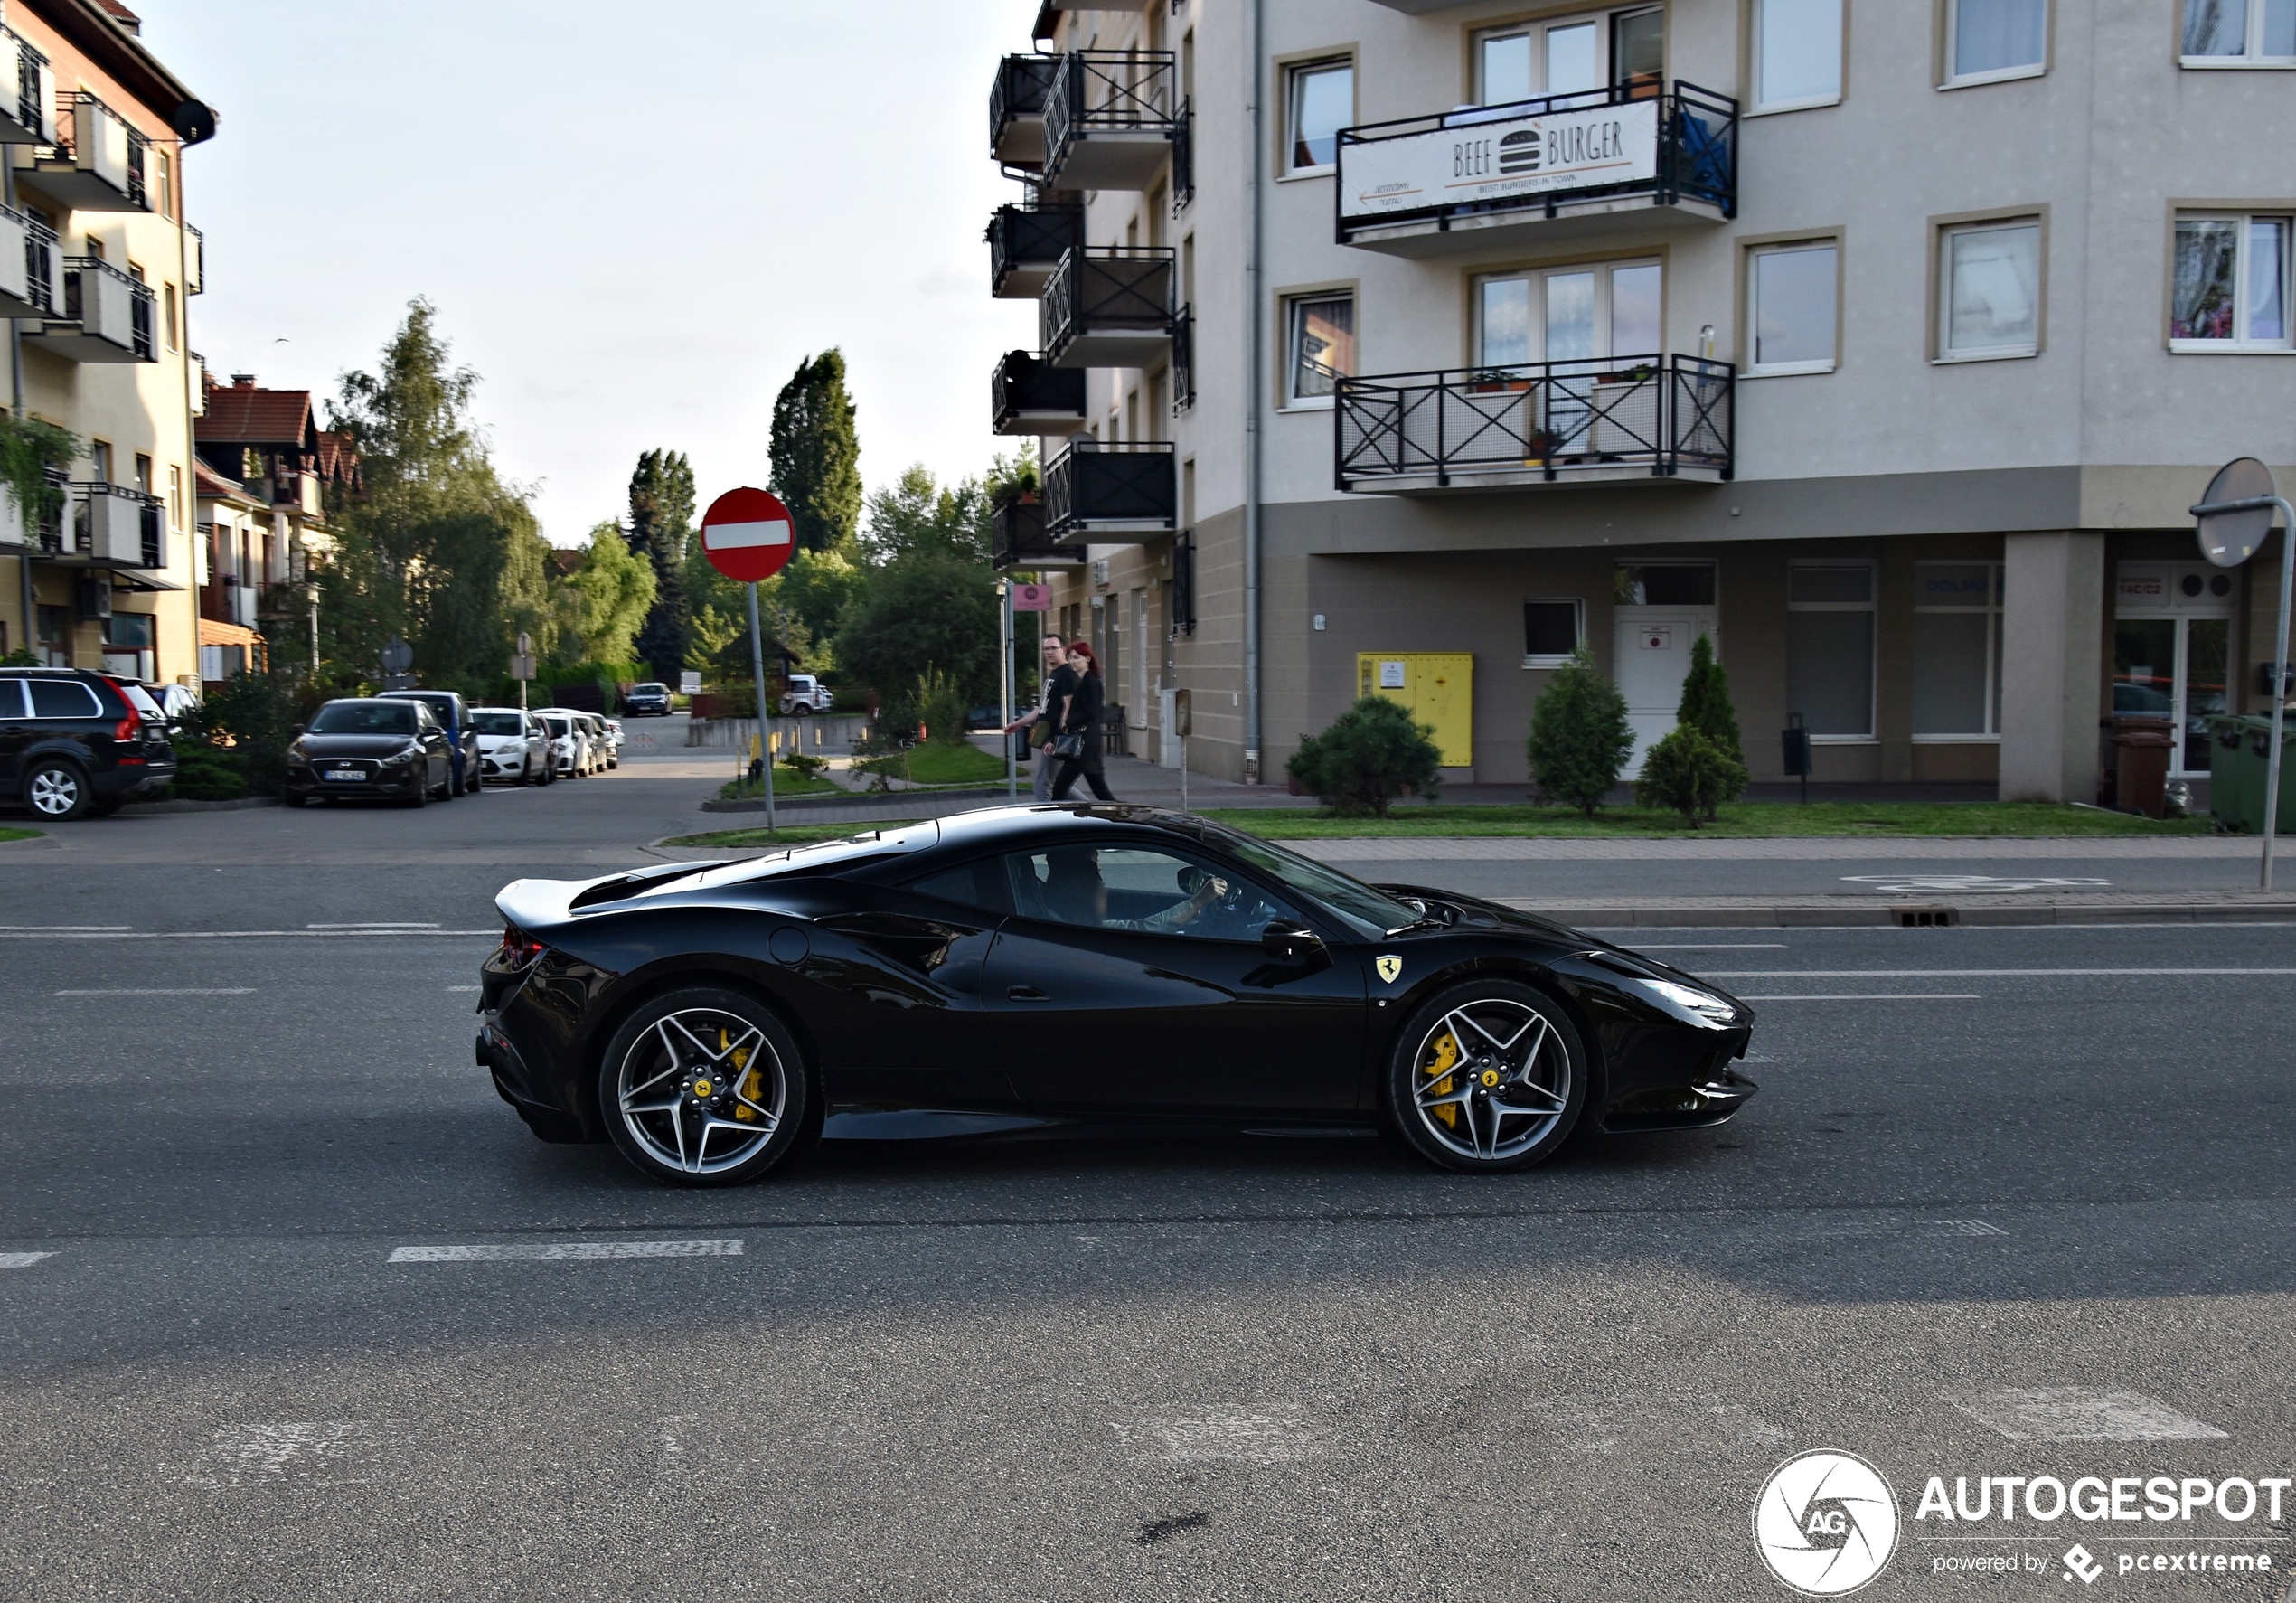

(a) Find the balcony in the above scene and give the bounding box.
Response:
[993,496,1086,571]
[991,54,1059,168]
[1335,356,1734,494]
[0,467,64,550]
[1171,307,1195,414]
[0,26,54,145]
[988,202,1081,298]
[1042,247,1172,368]
[0,203,60,319]
[1335,81,1736,257]
[24,258,156,363]
[185,222,204,294]
[1042,52,1183,192]
[992,351,1087,435]
[71,484,165,569]
[1043,440,1176,538]
[30,92,149,212]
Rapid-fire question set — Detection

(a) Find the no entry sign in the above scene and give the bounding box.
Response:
[700,486,795,583]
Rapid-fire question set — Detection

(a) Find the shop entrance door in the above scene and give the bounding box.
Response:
[2113,563,2235,777]
[1613,562,1718,775]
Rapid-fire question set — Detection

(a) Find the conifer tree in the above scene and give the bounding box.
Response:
[626,448,694,678]
[769,351,862,553]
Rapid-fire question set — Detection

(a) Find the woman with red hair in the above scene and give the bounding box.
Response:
[1050,641,1117,800]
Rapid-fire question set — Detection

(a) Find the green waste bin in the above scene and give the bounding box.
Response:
[2205,714,2296,833]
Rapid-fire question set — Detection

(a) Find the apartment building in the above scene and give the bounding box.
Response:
[985,0,2295,802]
[0,0,213,688]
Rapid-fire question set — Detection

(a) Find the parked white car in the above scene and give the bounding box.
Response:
[780,674,833,715]
[470,707,553,786]
[538,710,584,778]
[600,717,624,769]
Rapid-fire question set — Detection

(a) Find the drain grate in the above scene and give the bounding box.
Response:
[1892,905,1959,928]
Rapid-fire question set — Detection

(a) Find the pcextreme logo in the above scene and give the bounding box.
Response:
[1755,1450,1902,1596]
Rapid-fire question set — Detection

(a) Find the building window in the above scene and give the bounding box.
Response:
[1786,561,1875,740]
[2170,214,2291,349]
[154,151,173,218]
[37,603,70,667]
[1284,293,1354,408]
[1284,60,1351,174]
[1913,561,2003,739]
[1478,260,1661,367]
[168,465,183,531]
[2181,0,2296,64]
[1478,7,1662,102]
[134,453,153,495]
[90,440,112,483]
[1752,0,1844,112]
[164,284,178,351]
[1946,0,2048,85]
[1522,599,1586,667]
[1746,241,1839,374]
[1939,218,2042,360]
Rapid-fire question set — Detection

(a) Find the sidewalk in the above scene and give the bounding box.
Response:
[1498,890,2296,929]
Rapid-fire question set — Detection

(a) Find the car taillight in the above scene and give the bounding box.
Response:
[112,706,140,742]
[500,925,545,967]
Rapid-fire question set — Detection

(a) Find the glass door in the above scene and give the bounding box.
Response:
[1478,261,1663,454]
[1478,9,1662,104]
[2113,613,2233,775]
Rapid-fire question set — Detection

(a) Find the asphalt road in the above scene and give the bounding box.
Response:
[3,776,2293,1599]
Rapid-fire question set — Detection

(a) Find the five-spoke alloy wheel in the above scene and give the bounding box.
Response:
[597,987,811,1186]
[1386,980,1586,1174]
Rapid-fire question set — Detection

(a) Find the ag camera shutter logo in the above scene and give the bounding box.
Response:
[1754,1450,1901,1595]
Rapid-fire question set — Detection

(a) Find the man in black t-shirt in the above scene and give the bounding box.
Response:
[1002,633,1073,800]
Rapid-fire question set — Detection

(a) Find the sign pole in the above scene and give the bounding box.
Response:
[699,486,798,831]
[1000,580,1015,799]
[747,579,776,832]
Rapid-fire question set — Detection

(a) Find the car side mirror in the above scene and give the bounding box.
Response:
[1261,920,1324,963]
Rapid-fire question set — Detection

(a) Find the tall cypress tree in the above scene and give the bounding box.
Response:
[769,350,862,552]
[1675,633,1743,762]
[626,448,694,679]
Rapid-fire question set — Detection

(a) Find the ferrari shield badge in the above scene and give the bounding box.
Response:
[1375,955,1403,984]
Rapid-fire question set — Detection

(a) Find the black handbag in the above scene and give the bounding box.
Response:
[1049,731,1087,759]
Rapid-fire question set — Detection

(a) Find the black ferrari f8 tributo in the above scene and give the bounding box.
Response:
[476,805,1757,1185]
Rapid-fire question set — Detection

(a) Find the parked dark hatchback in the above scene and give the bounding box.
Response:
[378,689,484,797]
[0,669,177,820]
[284,698,454,807]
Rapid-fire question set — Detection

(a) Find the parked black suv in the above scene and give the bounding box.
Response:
[0,668,177,821]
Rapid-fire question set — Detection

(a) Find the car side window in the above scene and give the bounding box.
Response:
[1002,845,1303,943]
[27,679,102,719]
[906,858,1013,917]
[0,679,24,718]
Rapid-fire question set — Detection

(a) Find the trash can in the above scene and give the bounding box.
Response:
[2107,721,2174,819]
[2206,713,2296,834]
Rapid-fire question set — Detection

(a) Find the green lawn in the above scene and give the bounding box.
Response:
[0,826,41,844]
[664,820,926,848]
[858,741,1011,787]
[1192,802,2216,839]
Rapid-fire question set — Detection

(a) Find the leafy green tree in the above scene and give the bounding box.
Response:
[861,463,992,567]
[626,448,694,679]
[1634,725,1749,829]
[834,553,999,709]
[1527,646,1634,816]
[1285,696,1443,817]
[550,520,657,667]
[769,350,862,553]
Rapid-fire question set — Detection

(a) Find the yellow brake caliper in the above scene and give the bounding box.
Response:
[722,1029,761,1122]
[1423,1031,1461,1128]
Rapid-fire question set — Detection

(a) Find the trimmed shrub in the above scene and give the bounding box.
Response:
[1527,646,1633,816]
[167,744,249,801]
[1286,696,1442,817]
[1634,726,1749,828]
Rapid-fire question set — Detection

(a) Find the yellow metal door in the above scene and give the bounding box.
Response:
[1356,653,1474,768]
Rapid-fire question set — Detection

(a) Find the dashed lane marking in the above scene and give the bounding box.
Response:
[0,925,129,930]
[445,985,481,992]
[1944,1388,2227,1442]
[1736,994,1982,1002]
[387,1240,743,1263]
[1707,968,2296,978]
[0,929,497,940]
[307,922,441,929]
[0,1251,56,1268]
[1630,943,1788,950]
[54,987,255,996]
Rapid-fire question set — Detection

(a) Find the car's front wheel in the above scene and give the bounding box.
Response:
[24,758,90,821]
[1385,980,1586,1174]
[597,988,811,1187]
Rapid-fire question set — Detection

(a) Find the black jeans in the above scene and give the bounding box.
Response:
[1051,757,1115,800]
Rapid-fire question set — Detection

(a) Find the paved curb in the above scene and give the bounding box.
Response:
[1504,899,2296,928]
[118,796,282,814]
[699,787,1009,815]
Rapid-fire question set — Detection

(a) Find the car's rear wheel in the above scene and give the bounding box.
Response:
[24,759,90,821]
[598,988,810,1187]
[1385,980,1586,1174]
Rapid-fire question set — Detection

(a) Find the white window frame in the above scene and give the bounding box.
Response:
[1282,290,1354,410]
[1750,0,1845,115]
[1911,561,2003,741]
[1473,258,1665,368]
[1943,0,2050,88]
[1936,216,2044,363]
[1745,240,1840,376]
[1786,560,1877,743]
[2179,0,2296,67]
[1521,598,1586,668]
[1282,58,1352,177]
[2169,212,2294,353]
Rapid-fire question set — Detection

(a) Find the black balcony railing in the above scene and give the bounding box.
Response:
[1168,529,1196,638]
[1335,80,1736,245]
[991,351,1087,433]
[1044,440,1177,534]
[12,27,45,138]
[1335,355,1734,490]
[8,203,55,313]
[1171,99,1194,211]
[990,53,1059,161]
[1041,246,1173,363]
[30,465,66,552]
[128,279,153,358]
[987,203,1080,296]
[1043,51,1178,180]
[992,496,1086,571]
[1171,307,1196,414]
[139,499,163,569]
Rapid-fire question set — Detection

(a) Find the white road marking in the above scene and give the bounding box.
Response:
[1630,943,1788,950]
[0,929,497,940]
[1114,1407,1327,1465]
[1737,994,1982,1002]
[1944,1388,2227,1442]
[445,985,481,992]
[0,924,129,930]
[0,1251,56,1268]
[1930,1220,2010,1236]
[388,1240,743,1263]
[307,922,441,929]
[54,987,255,996]
[193,1421,371,1487]
[1708,968,2296,978]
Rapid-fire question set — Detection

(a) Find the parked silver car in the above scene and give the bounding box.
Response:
[538,710,585,778]
[471,707,553,786]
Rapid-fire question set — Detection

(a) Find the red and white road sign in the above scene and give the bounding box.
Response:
[700,486,796,583]
[1010,581,1051,612]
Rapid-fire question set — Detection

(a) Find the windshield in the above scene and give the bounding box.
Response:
[384,693,454,724]
[634,683,666,694]
[309,702,417,736]
[542,714,571,735]
[1205,826,1424,938]
[473,712,525,736]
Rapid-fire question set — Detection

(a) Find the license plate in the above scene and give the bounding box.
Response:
[323,768,365,782]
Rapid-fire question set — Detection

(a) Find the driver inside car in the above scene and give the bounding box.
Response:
[1041,848,1228,935]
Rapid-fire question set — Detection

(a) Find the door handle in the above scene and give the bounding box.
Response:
[1006,985,1049,1001]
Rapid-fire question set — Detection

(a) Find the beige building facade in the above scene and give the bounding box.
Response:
[989,0,2296,801]
[0,0,212,690]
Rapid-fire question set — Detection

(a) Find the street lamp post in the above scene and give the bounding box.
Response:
[2190,457,2294,891]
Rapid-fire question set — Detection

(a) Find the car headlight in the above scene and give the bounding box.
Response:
[380,743,421,766]
[286,739,307,762]
[1632,976,1741,1029]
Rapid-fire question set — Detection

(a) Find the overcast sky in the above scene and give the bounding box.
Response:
[133,0,1042,543]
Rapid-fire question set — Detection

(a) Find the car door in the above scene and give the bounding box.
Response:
[982,840,1368,1119]
[0,677,28,789]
